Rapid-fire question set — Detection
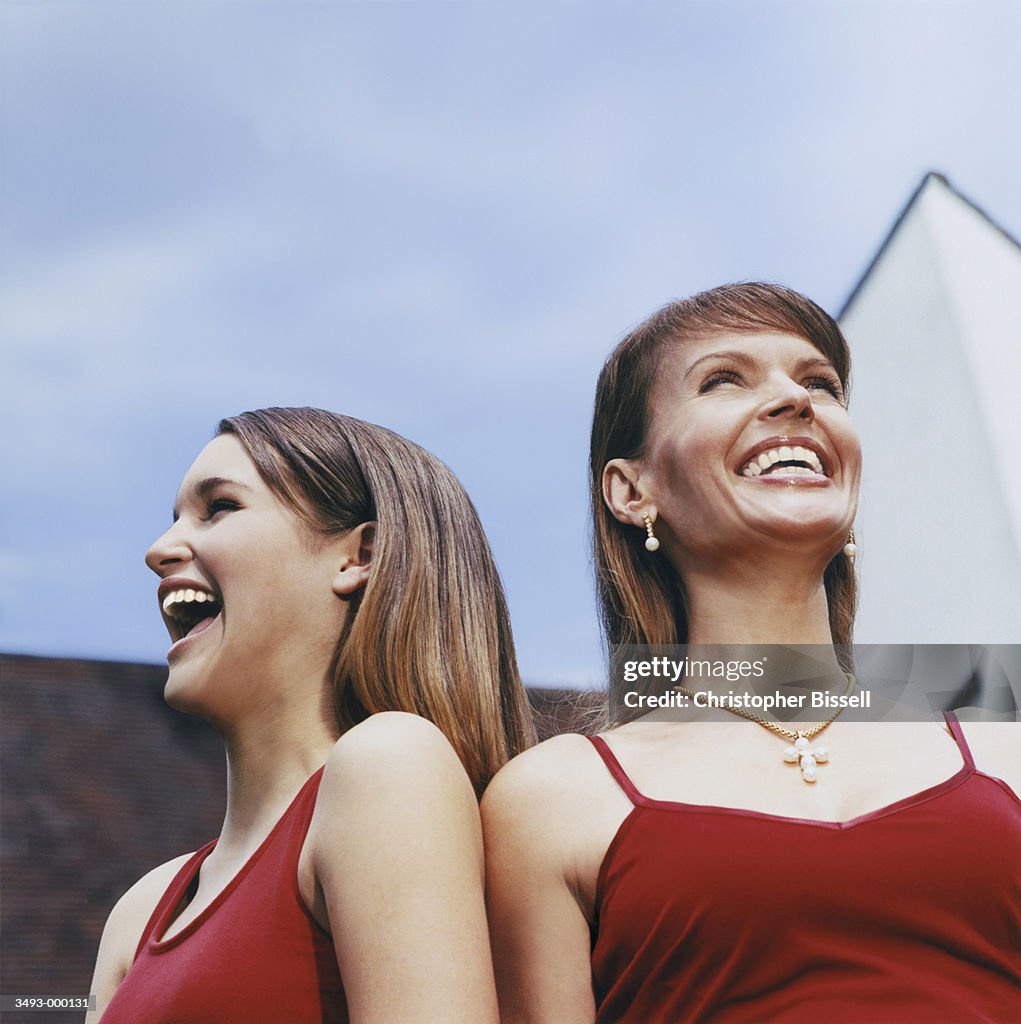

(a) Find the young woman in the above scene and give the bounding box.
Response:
[483,284,1021,1023]
[86,406,534,1024]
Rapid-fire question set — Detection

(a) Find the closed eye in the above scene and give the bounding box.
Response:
[805,374,843,400]
[698,369,743,393]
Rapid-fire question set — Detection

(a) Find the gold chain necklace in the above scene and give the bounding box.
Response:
[672,674,855,783]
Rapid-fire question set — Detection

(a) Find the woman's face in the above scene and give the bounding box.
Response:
[637,331,861,567]
[144,434,354,720]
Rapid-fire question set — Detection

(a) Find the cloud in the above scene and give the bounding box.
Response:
[3,1,1020,682]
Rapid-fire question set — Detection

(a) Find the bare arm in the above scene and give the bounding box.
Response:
[308,712,498,1024]
[84,854,191,1023]
[482,737,600,1024]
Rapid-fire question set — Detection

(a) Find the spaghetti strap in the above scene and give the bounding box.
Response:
[588,735,645,806]
[942,711,976,770]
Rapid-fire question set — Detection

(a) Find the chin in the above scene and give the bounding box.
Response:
[743,515,848,559]
[162,661,218,721]
[745,495,850,536]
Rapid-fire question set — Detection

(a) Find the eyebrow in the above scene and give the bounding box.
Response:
[683,349,837,381]
[172,477,253,521]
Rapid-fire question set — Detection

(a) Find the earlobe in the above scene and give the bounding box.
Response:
[332,562,371,597]
[603,459,654,528]
[331,522,376,597]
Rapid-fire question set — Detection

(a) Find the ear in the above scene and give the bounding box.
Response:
[603,459,655,528]
[331,521,376,597]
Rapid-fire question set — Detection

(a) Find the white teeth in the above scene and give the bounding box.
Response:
[740,444,826,478]
[792,445,824,474]
[162,587,219,616]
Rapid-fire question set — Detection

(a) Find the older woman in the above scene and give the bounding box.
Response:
[483,284,1020,1023]
[87,407,534,1024]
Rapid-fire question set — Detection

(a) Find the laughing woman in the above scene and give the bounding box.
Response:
[482,284,1021,1023]
[86,407,534,1024]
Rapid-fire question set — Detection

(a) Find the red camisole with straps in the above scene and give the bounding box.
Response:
[99,767,345,1024]
[588,715,1021,1024]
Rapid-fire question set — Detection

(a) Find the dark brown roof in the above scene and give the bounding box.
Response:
[1,655,225,1023]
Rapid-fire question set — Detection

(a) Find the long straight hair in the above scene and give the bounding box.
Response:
[220,407,535,795]
[590,283,857,655]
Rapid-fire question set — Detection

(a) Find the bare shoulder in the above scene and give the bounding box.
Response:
[484,733,618,1021]
[482,732,621,863]
[85,853,193,1022]
[956,718,1021,793]
[309,712,497,1022]
[484,732,603,809]
[320,711,475,804]
[304,712,485,930]
[330,709,462,760]
[103,852,193,952]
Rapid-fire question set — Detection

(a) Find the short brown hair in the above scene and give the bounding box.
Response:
[220,407,535,794]
[590,282,856,653]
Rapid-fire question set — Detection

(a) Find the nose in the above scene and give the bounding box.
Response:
[759,376,815,424]
[145,521,192,576]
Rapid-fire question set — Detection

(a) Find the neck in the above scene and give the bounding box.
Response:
[214,691,338,857]
[683,554,835,647]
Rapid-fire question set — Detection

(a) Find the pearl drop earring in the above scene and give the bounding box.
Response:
[843,529,857,560]
[642,512,660,552]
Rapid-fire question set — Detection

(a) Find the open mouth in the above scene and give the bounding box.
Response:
[740,444,826,478]
[161,587,222,643]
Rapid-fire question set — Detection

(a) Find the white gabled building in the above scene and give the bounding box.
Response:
[839,173,1021,644]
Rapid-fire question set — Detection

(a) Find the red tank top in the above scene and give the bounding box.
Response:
[588,716,1021,1024]
[100,768,345,1024]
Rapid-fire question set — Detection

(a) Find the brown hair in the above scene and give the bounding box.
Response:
[590,282,857,654]
[219,407,535,795]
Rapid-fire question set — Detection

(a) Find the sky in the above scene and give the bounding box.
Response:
[2,1,1020,687]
